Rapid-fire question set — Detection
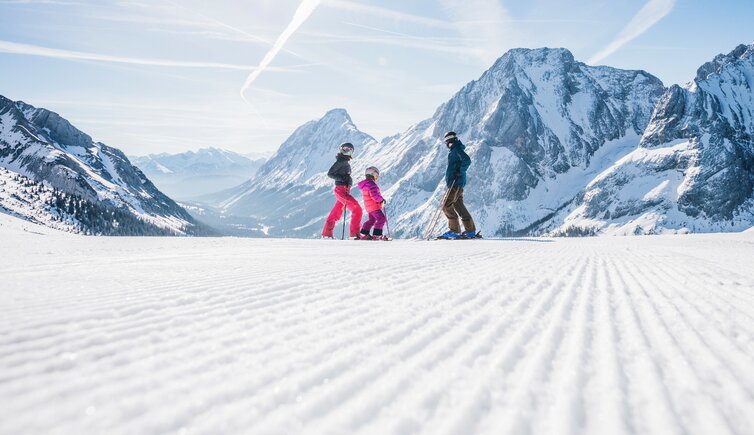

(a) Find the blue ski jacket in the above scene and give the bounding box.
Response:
[445,139,471,188]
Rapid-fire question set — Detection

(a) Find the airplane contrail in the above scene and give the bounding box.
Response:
[240,0,321,102]
[0,39,290,71]
[161,0,302,60]
[588,0,676,64]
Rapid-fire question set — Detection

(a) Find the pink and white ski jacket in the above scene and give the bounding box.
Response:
[357,178,384,213]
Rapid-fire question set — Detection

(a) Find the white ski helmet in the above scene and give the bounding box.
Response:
[339,142,354,156]
[365,166,380,179]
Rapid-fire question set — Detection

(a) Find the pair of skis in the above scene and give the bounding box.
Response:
[356,236,392,241]
[340,201,393,241]
[436,233,483,241]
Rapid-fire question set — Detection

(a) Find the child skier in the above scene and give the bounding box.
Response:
[357,166,388,240]
[322,142,364,239]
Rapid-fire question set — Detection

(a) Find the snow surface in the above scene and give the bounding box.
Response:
[0,209,68,236]
[1,225,754,435]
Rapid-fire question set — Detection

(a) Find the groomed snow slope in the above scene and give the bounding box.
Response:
[1,227,753,435]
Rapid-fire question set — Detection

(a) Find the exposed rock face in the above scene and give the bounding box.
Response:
[552,44,754,235]
[373,48,665,236]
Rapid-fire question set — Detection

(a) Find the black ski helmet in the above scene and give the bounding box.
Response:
[339,142,354,156]
[444,131,457,147]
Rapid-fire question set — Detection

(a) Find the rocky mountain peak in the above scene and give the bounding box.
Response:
[490,47,576,72]
[17,102,93,151]
[249,108,376,189]
[695,43,754,81]
[321,108,352,123]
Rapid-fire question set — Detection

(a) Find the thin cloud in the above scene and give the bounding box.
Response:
[589,0,676,64]
[0,39,297,71]
[440,0,516,64]
[299,29,482,56]
[159,0,295,54]
[0,0,85,4]
[106,1,306,60]
[240,0,321,101]
[343,21,483,42]
[455,18,599,24]
[323,0,446,28]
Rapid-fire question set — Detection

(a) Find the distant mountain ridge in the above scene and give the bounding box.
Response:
[130,148,264,200]
[0,95,209,235]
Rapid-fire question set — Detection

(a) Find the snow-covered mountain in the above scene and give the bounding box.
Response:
[0,95,209,235]
[130,148,264,200]
[208,108,378,237]
[20,44,745,238]
[549,43,754,235]
[210,48,667,237]
[210,44,754,238]
[369,47,666,237]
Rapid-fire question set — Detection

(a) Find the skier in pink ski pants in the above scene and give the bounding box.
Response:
[322,143,363,239]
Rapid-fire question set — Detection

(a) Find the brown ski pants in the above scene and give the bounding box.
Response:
[443,187,476,233]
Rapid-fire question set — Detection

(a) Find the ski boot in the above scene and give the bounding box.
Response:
[437,230,461,240]
[461,231,483,239]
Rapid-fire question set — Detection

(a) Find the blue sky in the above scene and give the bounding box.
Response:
[1,0,752,156]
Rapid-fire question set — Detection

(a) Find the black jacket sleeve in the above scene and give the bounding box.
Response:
[327,161,341,181]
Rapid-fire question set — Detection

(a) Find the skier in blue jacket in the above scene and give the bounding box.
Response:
[439,131,477,239]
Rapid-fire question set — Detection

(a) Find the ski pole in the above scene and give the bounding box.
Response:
[383,204,391,241]
[341,202,348,240]
[423,193,444,240]
[423,195,446,239]
[427,180,456,238]
[427,181,457,239]
[423,180,455,240]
